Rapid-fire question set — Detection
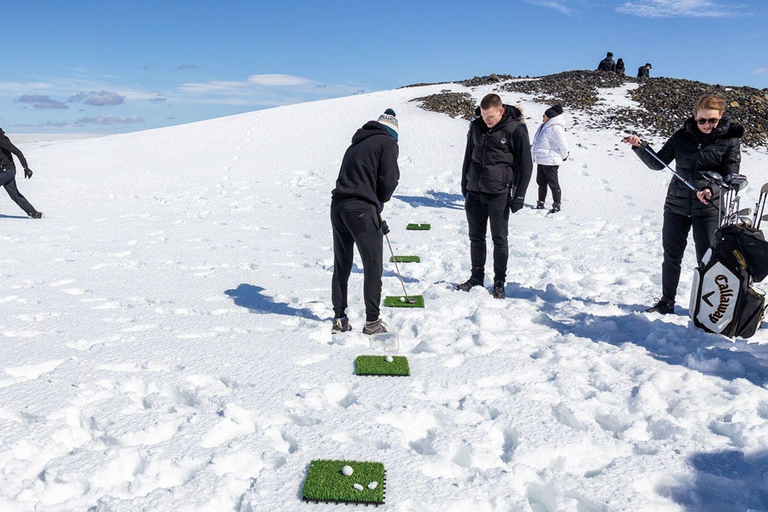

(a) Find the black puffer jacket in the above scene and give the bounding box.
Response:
[598,58,616,72]
[633,116,743,217]
[462,105,532,202]
[0,128,29,170]
[332,121,399,211]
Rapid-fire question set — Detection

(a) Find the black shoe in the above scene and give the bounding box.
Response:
[645,297,675,315]
[29,211,42,219]
[492,281,505,299]
[456,278,483,292]
[362,319,388,335]
[536,201,546,210]
[331,316,352,334]
[548,203,560,214]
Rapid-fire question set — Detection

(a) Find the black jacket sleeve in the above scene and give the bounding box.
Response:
[376,140,400,206]
[632,136,675,171]
[0,134,29,169]
[510,124,533,202]
[461,128,473,197]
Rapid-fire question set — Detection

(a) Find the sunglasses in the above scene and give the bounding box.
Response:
[696,117,720,126]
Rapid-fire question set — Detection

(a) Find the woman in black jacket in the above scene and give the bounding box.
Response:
[624,94,743,314]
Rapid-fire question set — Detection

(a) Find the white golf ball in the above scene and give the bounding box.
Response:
[342,465,353,476]
[399,297,406,302]
[368,481,379,490]
[353,483,364,491]
[385,355,393,363]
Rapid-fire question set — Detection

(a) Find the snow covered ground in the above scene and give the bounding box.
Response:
[1,81,768,512]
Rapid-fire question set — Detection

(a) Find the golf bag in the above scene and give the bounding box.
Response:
[690,225,768,338]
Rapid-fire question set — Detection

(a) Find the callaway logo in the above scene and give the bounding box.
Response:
[708,274,735,323]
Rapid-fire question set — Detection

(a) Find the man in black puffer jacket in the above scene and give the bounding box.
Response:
[331,109,400,335]
[624,94,743,314]
[458,93,532,299]
[0,128,42,218]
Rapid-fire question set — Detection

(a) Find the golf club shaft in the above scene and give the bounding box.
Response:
[639,144,700,192]
[384,232,413,302]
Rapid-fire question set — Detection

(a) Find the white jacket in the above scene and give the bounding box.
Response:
[531,115,569,166]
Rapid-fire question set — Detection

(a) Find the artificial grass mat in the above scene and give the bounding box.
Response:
[390,255,420,263]
[384,295,425,308]
[355,355,410,376]
[406,223,431,230]
[302,459,386,505]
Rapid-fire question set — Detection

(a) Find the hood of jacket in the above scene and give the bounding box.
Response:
[478,104,522,133]
[544,114,566,129]
[684,115,744,142]
[351,121,395,145]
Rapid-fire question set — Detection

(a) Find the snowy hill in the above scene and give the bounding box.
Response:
[2,81,768,511]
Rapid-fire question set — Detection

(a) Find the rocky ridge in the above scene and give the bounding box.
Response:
[411,70,768,147]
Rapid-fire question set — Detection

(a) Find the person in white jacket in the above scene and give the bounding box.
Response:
[531,105,569,213]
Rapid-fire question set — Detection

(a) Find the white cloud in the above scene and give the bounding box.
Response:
[247,74,312,86]
[617,0,734,18]
[754,67,767,75]
[177,81,250,94]
[0,82,55,95]
[524,0,571,15]
[75,115,144,126]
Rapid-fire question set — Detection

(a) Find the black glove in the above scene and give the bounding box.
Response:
[24,168,33,179]
[510,198,524,213]
[380,220,390,235]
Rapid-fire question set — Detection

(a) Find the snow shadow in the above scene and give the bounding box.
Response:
[0,213,29,219]
[537,308,768,387]
[393,190,464,210]
[351,263,419,284]
[225,284,321,321]
[659,449,768,511]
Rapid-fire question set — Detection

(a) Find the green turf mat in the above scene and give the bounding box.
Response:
[302,459,386,505]
[355,355,410,376]
[390,255,420,263]
[384,295,425,308]
[406,223,431,230]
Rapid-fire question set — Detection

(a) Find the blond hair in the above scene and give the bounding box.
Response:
[694,94,726,116]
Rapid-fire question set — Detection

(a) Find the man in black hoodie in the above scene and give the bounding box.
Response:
[458,94,532,298]
[330,109,400,335]
[597,52,616,72]
[0,129,42,218]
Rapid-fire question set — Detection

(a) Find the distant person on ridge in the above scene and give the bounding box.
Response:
[532,105,569,214]
[458,93,532,299]
[637,63,652,78]
[0,128,42,219]
[597,52,616,72]
[615,58,626,76]
[622,94,743,314]
[330,109,400,335]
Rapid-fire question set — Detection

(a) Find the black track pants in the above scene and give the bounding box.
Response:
[331,199,383,322]
[0,168,36,216]
[536,164,561,204]
[465,191,510,283]
[661,210,718,300]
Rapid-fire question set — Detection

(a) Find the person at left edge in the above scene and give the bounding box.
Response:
[330,109,400,335]
[0,128,42,219]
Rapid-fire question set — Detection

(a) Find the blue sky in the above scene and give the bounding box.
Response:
[2,0,766,134]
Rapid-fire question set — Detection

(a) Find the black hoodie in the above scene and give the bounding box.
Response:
[0,129,29,170]
[332,121,400,211]
[633,116,744,217]
[462,104,533,201]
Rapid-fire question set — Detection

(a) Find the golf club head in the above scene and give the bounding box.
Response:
[741,217,753,227]
[703,171,724,185]
[738,208,752,216]
[725,173,748,192]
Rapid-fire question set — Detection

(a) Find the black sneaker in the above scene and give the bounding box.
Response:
[536,201,546,210]
[456,278,483,292]
[331,316,352,334]
[492,281,505,299]
[362,319,388,335]
[645,297,675,315]
[548,203,561,214]
[29,211,42,219]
